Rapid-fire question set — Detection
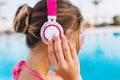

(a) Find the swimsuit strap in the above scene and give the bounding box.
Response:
[12,61,25,80]
[23,63,45,80]
[12,61,45,80]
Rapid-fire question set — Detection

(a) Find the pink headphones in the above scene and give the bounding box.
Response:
[40,0,63,44]
[40,0,84,46]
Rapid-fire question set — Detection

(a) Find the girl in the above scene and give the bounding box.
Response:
[12,0,84,80]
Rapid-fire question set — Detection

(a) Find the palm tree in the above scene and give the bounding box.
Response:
[0,1,6,20]
[92,0,102,26]
[93,0,101,5]
[0,1,5,6]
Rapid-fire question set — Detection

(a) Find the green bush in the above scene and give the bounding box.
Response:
[113,15,120,25]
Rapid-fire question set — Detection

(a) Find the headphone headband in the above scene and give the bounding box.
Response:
[48,0,57,17]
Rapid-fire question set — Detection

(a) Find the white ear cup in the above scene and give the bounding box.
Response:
[40,21,64,44]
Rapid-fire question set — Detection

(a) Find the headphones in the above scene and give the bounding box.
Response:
[40,0,84,46]
[40,0,63,44]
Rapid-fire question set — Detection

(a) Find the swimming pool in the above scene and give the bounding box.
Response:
[79,31,120,80]
[0,30,120,80]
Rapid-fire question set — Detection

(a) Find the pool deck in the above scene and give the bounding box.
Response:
[84,26,120,35]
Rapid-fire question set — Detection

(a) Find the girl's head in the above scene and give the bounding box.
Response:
[13,0,83,52]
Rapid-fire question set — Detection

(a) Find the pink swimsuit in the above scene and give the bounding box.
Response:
[12,61,46,80]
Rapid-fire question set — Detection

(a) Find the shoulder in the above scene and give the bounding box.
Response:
[49,71,63,80]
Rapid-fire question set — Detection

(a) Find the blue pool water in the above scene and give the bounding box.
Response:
[0,33,120,80]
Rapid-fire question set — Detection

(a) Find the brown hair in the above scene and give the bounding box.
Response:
[13,0,83,51]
